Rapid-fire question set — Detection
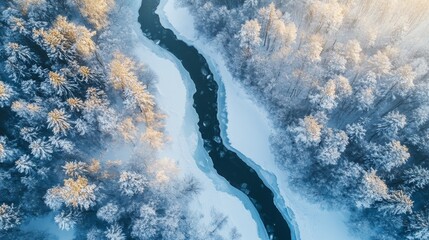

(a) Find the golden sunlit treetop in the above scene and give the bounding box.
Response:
[74,0,114,30]
[60,176,96,209]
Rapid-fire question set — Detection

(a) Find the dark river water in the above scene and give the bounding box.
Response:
[138,1,292,239]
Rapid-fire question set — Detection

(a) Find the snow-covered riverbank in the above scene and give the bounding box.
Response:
[127,2,266,239]
[157,0,362,239]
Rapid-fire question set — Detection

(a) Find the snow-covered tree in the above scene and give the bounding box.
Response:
[0,137,13,163]
[301,34,324,63]
[4,42,36,80]
[54,211,76,231]
[394,64,416,96]
[378,190,413,215]
[44,188,64,210]
[354,71,377,110]
[326,50,347,75]
[52,16,96,57]
[105,224,125,240]
[63,161,87,177]
[47,71,72,96]
[405,166,429,189]
[370,140,410,172]
[193,2,229,37]
[55,176,96,210]
[356,169,388,208]
[97,203,120,224]
[117,118,137,142]
[74,118,89,135]
[376,111,407,139]
[29,138,53,159]
[0,81,14,107]
[290,115,323,147]
[87,228,104,240]
[355,87,375,111]
[368,50,392,77]
[384,140,410,171]
[96,107,119,134]
[73,0,114,29]
[67,97,84,112]
[343,39,362,65]
[15,154,35,174]
[407,211,429,240]
[20,127,38,143]
[307,0,344,33]
[317,128,348,165]
[118,171,146,197]
[333,160,363,199]
[335,76,352,99]
[49,136,74,153]
[237,19,261,56]
[346,123,366,142]
[258,3,281,48]
[109,53,155,123]
[47,108,71,135]
[412,106,429,127]
[10,100,44,121]
[141,127,164,149]
[131,204,158,239]
[74,26,96,57]
[36,15,96,61]
[76,65,94,83]
[244,0,258,8]
[0,203,21,230]
[310,79,338,110]
[268,20,297,52]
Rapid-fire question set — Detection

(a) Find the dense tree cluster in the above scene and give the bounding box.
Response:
[180,0,429,238]
[0,0,240,239]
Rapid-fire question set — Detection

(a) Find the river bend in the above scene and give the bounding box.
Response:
[138,1,292,239]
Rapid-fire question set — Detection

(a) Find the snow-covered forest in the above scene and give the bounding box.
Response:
[0,0,241,239]
[178,0,429,238]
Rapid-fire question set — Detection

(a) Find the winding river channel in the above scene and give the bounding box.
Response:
[138,1,292,239]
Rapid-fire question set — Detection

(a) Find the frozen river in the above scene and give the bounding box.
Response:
[138,0,292,239]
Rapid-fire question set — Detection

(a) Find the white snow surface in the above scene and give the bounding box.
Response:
[157,0,364,239]
[127,2,267,239]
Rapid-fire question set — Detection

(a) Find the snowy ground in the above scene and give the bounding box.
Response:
[157,0,363,239]
[21,213,74,240]
[125,2,267,239]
